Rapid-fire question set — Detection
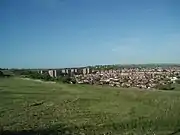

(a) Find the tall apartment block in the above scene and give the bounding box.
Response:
[38,67,92,77]
[48,70,57,78]
[48,70,54,77]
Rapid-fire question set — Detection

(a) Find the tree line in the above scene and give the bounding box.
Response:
[18,70,76,84]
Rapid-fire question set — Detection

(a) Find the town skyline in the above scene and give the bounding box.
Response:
[1,63,180,70]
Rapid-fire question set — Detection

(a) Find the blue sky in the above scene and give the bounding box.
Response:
[0,0,180,68]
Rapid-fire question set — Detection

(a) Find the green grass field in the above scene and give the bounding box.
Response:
[1,78,180,135]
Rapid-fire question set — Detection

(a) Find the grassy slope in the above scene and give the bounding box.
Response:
[0,78,180,135]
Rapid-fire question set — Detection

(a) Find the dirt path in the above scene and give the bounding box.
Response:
[20,78,56,84]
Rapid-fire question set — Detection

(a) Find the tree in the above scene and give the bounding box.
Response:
[42,73,54,81]
[0,71,4,77]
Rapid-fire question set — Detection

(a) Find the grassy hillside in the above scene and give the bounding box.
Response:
[0,78,180,135]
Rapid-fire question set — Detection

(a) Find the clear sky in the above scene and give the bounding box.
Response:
[0,0,180,68]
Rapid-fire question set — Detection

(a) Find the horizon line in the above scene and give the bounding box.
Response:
[1,63,180,70]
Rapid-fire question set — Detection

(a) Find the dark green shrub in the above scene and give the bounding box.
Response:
[0,70,14,78]
[175,79,180,84]
[61,76,72,83]
[156,84,175,90]
[0,71,4,77]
